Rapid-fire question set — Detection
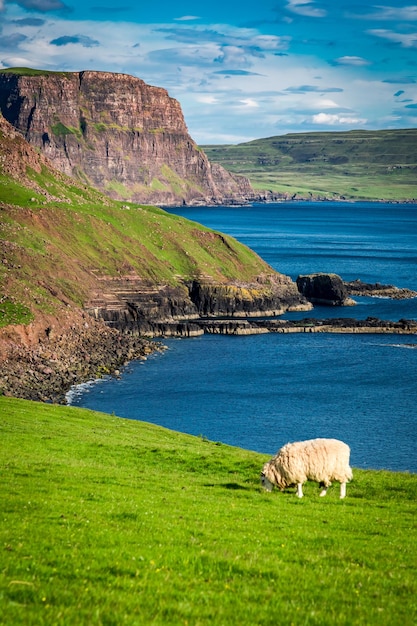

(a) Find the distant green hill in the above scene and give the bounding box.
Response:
[202,129,417,201]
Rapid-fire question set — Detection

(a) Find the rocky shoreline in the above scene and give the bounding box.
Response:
[1,313,416,404]
[125,316,417,337]
[344,279,417,300]
[1,274,416,404]
[0,313,163,404]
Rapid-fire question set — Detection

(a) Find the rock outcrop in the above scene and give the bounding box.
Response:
[0,68,255,206]
[345,279,417,300]
[157,316,417,336]
[84,274,311,335]
[296,273,356,306]
[296,273,417,307]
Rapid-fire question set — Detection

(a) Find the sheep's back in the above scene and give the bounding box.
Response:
[275,438,352,484]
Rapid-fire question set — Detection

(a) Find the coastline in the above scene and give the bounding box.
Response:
[0,314,163,405]
[1,314,416,405]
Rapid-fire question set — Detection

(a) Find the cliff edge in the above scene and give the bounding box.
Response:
[0,68,254,206]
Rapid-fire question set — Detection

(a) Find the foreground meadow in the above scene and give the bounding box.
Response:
[1,396,416,625]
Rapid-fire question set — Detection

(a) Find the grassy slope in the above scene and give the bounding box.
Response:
[202,129,417,201]
[1,396,416,625]
[0,123,271,327]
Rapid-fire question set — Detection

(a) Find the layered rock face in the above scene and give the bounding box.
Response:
[0,69,254,205]
[85,274,311,336]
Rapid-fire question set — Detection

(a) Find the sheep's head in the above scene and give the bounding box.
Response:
[261,460,288,491]
[261,461,280,491]
[260,470,274,492]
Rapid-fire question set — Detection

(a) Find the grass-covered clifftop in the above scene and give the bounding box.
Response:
[0,113,274,329]
[1,396,416,625]
[0,67,70,77]
[202,129,417,201]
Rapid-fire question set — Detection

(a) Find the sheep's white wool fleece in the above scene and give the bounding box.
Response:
[263,438,352,489]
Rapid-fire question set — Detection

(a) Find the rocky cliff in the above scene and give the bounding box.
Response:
[296,273,356,306]
[85,274,310,337]
[296,273,417,305]
[0,109,314,400]
[0,68,254,206]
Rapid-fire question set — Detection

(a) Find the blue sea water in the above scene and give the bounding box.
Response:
[69,202,417,473]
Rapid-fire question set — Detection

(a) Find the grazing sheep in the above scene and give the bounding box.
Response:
[261,438,353,498]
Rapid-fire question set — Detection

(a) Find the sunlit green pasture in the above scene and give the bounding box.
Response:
[202,129,417,202]
[245,168,417,201]
[1,397,416,625]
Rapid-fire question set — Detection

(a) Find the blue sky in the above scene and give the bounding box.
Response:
[1,1,417,143]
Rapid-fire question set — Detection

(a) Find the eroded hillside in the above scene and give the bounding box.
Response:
[0,113,309,400]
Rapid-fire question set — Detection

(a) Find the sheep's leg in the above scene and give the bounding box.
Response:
[296,483,304,498]
[319,481,328,497]
[340,483,347,499]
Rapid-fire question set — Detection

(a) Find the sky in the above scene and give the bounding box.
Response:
[1,1,417,144]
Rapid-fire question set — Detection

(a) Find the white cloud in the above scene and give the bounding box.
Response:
[333,56,371,67]
[214,44,253,67]
[148,44,223,68]
[251,34,290,51]
[174,16,200,22]
[350,5,417,21]
[286,0,327,18]
[196,130,256,144]
[368,29,417,48]
[1,56,33,67]
[197,95,218,104]
[318,98,342,109]
[238,98,259,108]
[312,112,367,125]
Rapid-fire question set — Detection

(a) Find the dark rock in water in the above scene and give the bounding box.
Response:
[197,319,269,335]
[344,279,417,300]
[296,273,355,306]
[188,276,308,318]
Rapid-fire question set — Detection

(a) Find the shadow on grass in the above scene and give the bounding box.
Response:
[203,482,251,491]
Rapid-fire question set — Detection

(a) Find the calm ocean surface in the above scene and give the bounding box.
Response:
[69,202,417,473]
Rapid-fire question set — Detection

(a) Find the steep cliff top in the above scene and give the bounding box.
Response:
[0,66,150,83]
[0,67,171,94]
[0,67,70,76]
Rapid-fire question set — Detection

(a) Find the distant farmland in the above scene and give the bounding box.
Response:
[202,128,417,201]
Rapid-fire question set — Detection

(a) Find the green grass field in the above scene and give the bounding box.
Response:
[1,396,416,625]
[202,129,417,201]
